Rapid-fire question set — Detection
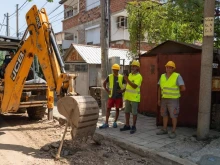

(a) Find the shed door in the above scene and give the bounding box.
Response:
[157,53,201,127]
[139,56,158,115]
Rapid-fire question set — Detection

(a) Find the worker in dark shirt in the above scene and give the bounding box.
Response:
[99,64,126,129]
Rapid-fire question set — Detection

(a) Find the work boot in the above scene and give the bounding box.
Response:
[113,122,117,128]
[156,129,168,135]
[120,125,131,131]
[169,132,176,139]
[130,126,136,134]
[99,123,109,129]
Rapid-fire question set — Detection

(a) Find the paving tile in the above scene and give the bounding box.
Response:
[137,135,164,145]
[144,129,160,135]
[137,133,155,139]
[143,142,164,149]
[156,138,176,145]
[126,136,145,143]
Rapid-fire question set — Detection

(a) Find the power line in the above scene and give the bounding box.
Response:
[49,0,77,20]
[18,0,28,10]
[18,23,26,32]
[51,17,63,23]
[0,15,6,32]
[9,0,28,17]
[17,0,35,32]
[50,0,100,23]
[49,0,100,22]
[48,4,62,16]
[41,2,48,9]
[19,0,30,11]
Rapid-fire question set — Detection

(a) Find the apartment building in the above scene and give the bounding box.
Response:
[59,0,151,50]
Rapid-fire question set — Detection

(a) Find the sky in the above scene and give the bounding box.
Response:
[0,0,63,38]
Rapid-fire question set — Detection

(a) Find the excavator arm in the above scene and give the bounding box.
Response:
[1,5,99,140]
[1,5,76,112]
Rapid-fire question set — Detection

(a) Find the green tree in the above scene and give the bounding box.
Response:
[0,51,5,65]
[215,1,220,48]
[126,0,204,56]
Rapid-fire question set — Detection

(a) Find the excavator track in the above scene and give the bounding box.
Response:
[57,96,99,140]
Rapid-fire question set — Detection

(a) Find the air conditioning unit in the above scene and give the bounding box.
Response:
[117,16,128,29]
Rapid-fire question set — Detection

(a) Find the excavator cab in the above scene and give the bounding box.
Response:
[0,6,99,140]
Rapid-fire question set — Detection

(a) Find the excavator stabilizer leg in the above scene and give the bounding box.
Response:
[57,96,99,139]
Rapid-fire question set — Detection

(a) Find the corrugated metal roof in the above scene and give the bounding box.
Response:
[0,35,20,51]
[72,44,145,65]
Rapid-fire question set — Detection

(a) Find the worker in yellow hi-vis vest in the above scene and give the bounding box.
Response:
[157,61,186,139]
[120,60,143,134]
[99,64,126,129]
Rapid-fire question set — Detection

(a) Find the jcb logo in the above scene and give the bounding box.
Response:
[10,51,25,81]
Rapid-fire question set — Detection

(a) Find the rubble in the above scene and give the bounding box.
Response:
[0,114,158,165]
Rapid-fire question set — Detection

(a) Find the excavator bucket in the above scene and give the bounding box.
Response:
[57,96,99,139]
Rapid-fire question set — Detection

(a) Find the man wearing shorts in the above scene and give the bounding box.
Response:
[120,60,142,134]
[157,61,186,138]
[99,63,125,129]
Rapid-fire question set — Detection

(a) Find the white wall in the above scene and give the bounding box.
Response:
[85,25,100,44]
[89,64,101,87]
[75,72,89,95]
[111,15,129,41]
[55,32,64,45]
[62,40,74,49]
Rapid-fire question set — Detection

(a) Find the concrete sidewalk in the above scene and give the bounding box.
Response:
[49,106,220,165]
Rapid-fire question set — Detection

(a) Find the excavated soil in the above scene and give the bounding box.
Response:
[0,113,157,165]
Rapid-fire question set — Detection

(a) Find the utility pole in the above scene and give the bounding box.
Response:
[16,4,19,38]
[101,0,110,116]
[197,0,215,140]
[6,13,9,36]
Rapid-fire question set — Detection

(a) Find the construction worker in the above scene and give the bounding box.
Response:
[120,60,142,134]
[99,63,125,129]
[156,61,186,138]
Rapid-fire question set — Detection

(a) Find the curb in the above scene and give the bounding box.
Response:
[93,132,196,165]
[49,112,196,165]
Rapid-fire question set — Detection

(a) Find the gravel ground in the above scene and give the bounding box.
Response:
[0,113,158,165]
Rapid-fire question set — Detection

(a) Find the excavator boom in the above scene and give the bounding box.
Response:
[0,5,99,140]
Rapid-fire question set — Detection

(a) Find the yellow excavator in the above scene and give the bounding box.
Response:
[0,5,99,140]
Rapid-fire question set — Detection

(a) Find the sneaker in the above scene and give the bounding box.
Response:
[169,132,176,139]
[156,129,168,135]
[120,125,131,131]
[113,122,117,128]
[130,126,136,134]
[99,123,109,129]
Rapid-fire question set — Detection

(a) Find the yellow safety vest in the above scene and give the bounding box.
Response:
[124,73,142,102]
[160,72,180,99]
[109,74,124,98]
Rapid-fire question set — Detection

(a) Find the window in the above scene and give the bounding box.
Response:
[65,64,70,70]
[75,64,88,72]
[86,0,100,11]
[64,5,78,19]
[65,64,75,72]
[85,25,100,44]
[64,8,73,19]
[117,16,128,29]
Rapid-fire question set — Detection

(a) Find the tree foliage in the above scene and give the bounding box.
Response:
[0,51,5,65]
[126,0,204,56]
